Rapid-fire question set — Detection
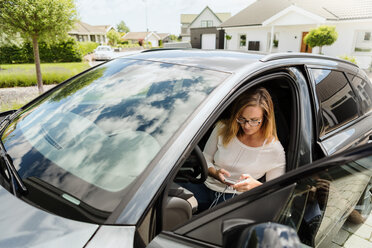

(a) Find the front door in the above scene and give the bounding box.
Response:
[300,32,312,53]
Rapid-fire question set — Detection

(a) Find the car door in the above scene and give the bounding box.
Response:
[147,143,372,248]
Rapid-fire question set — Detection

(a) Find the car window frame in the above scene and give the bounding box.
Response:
[308,67,361,136]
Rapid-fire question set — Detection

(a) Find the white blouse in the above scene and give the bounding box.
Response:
[203,123,286,193]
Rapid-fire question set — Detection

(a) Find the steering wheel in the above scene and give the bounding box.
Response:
[175,145,208,184]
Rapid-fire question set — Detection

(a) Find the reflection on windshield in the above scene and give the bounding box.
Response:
[1,58,228,214]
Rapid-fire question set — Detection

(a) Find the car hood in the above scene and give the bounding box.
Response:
[0,187,99,248]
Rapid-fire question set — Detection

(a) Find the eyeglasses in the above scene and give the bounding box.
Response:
[236,117,262,127]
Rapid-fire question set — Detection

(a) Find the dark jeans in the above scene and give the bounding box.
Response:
[179,182,236,212]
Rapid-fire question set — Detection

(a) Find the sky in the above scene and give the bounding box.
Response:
[76,0,256,35]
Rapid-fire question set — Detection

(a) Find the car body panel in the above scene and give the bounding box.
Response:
[85,225,135,248]
[0,187,98,248]
[320,114,372,155]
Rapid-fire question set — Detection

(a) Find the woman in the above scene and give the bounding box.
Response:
[187,87,285,211]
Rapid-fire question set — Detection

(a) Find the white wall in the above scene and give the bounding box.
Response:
[275,25,314,52]
[190,9,222,28]
[182,36,191,42]
[224,26,270,51]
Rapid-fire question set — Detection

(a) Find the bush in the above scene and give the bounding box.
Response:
[77,41,99,56]
[0,38,82,64]
[339,55,357,64]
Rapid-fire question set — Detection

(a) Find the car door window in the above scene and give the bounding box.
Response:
[348,74,372,114]
[278,155,372,247]
[310,69,359,136]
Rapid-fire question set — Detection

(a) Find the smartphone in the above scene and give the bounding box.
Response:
[224,178,238,185]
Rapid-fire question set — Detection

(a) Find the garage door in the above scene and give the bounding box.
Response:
[201,34,216,49]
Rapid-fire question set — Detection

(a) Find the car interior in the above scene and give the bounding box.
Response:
[161,72,300,232]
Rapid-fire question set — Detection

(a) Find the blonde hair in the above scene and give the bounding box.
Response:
[218,87,278,146]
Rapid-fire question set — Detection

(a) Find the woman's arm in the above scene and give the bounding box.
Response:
[208,167,231,184]
[266,143,286,181]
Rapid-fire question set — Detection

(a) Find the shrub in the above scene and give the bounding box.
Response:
[0,38,82,64]
[77,41,99,56]
[304,25,338,54]
[339,55,357,64]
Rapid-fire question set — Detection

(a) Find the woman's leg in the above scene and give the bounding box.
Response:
[178,182,214,212]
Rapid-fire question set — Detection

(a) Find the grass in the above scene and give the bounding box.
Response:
[0,62,91,88]
[0,102,24,112]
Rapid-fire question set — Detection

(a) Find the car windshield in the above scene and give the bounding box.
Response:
[97,46,111,51]
[0,58,228,222]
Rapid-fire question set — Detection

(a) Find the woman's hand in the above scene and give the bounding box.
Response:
[232,174,262,192]
[208,167,231,184]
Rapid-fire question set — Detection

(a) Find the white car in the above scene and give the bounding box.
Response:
[93,45,114,61]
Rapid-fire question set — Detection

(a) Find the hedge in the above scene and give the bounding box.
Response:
[0,38,82,64]
[77,41,99,56]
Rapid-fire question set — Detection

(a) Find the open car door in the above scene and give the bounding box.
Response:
[148,143,372,248]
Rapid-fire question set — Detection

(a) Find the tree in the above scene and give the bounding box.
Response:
[116,20,130,33]
[107,29,121,46]
[304,25,338,54]
[169,35,178,41]
[0,0,77,94]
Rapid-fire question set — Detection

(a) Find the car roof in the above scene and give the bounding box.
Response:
[120,49,265,73]
[119,49,359,73]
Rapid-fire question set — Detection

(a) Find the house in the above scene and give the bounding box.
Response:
[157,33,171,44]
[220,0,372,69]
[122,32,169,47]
[181,6,231,49]
[69,21,115,44]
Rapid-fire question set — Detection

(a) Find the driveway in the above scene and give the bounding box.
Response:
[89,50,142,67]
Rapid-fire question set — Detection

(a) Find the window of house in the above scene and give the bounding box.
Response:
[354,30,372,52]
[239,34,246,47]
[201,20,213,27]
[364,32,371,41]
[310,69,359,135]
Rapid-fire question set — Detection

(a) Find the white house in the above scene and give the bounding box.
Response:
[121,32,167,47]
[220,0,372,69]
[181,6,231,42]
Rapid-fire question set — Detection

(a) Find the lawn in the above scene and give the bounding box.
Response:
[0,62,91,88]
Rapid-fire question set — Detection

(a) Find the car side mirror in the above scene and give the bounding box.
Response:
[222,219,302,248]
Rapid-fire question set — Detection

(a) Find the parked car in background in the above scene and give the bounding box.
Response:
[0,50,371,247]
[93,45,114,61]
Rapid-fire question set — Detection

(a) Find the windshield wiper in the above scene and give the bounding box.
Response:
[0,141,28,195]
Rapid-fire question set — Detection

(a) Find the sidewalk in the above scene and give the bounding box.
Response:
[0,84,56,111]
